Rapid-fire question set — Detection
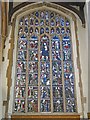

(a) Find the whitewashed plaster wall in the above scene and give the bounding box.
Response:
[76,4,88,118]
[1,25,12,119]
[0,3,3,120]
[87,1,90,112]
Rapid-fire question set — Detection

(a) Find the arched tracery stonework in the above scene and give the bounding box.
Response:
[5,2,84,119]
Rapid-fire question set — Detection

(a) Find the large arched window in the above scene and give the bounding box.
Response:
[14,9,77,113]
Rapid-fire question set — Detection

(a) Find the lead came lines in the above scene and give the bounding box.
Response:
[14,9,76,114]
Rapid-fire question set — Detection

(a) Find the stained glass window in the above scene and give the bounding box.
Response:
[14,10,77,113]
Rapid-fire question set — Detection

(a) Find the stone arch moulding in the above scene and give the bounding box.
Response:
[7,2,84,119]
[9,2,85,27]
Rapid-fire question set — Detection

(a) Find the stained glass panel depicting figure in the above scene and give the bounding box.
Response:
[28,100,38,112]
[28,86,38,99]
[40,100,51,112]
[29,40,38,50]
[14,100,25,112]
[40,35,49,61]
[28,61,38,73]
[18,39,27,50]
[17,61,26,73]
[15,86,25,98]
[18,51,27,60]
[14,10,76,113]
[66,98,76,112]
[16,74,26,86]
[53,99,63,112]
[28,73,38,86]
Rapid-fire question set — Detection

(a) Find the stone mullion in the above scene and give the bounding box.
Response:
[59,35,66,112]
[49,35,53,113]
[38,25,40,113]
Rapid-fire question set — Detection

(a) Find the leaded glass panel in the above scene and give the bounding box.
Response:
[14,10,77,113]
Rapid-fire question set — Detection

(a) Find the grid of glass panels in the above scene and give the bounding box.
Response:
[14,10,76,113]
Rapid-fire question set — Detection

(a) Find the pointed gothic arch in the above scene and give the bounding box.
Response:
[6,2,84,119]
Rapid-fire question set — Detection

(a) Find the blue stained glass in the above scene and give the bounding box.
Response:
[66,98,76,112]
[35,11,39,17]
[40,20,44,26]
[29,61,38,73]
[56,27,60,34]
[52,61,62,72]
[19,18,23,26]
[50,12,54,18]
[52,50,61,61]
[40,100,51,112]
[35,27,39,34]
[45,20,49,26]
[66,20,70,26]
[18,51,27,60]
[52,61,62,85]
[66,28,70,34]
[41,62,50,73]
[65,85,75,98]
[63,49,72,61]
[61,28,65,34]
[52,36,59,41]
[30,27,33,34]
[64,73,74,80]
[24,27,28,34]
[25,17,28,25]
[64,62,73,73]
[53,99,63,112]
[20,34,27,39]
[40,28,44,34]
[29,50,38,61]
[41,87,50,99]
[14,99,25,112]
[52,41,60,50]
[45,11,49,20]
[50,20,55,26]
[65,79,74,86]
[16,10,76,113]
[35,19,39,26]
[46,27,49,33]
[40,35,49,61]
[31,35,38,41]
[51,28,54,34]
[62,39,71,50]
[40,73,50,85]
[60,18,64,26]
[28,73,38,85]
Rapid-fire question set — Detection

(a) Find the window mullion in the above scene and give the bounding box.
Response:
[38,30,41,113]
[49,35,53,113]
[25,36,29,113]
[60,35,66,112]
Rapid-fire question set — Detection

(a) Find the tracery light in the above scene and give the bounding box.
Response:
[14,10,76,113]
